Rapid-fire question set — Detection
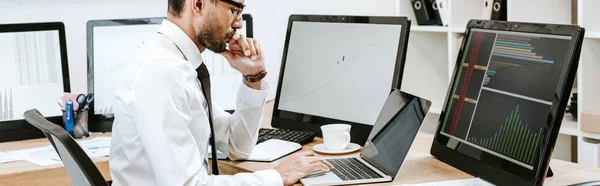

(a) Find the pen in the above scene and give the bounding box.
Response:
[65,100,74,135]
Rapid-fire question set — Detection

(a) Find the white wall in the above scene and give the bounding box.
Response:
[0,0,399,100]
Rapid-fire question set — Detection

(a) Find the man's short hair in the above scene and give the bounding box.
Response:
[168,0,217,17]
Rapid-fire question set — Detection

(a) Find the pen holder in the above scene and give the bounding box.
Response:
[62,109,90,139]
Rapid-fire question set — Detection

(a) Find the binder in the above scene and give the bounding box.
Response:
[433,0,449,26]
[429,0,442,26]
[490,0,507,21]
[411,0,438,25]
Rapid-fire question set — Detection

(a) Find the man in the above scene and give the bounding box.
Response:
[109,0,333,185]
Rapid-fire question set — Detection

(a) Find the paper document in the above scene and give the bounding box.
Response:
[7,146,61,166]
[78,136,112,158]
[0,152,20,164]
[5,136,111,166]
[247,139,301,161]
[209,139,302,162]
[404,178,494,186]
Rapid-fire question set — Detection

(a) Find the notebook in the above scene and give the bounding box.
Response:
[209,139,302,162]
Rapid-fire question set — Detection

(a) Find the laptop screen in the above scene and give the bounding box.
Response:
[360,90,431,177]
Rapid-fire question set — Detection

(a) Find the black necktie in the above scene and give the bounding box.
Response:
[196,63,219,175]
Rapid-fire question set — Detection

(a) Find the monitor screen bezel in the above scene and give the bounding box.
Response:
[430,19,584,185]
[0,22,71,142]
[271,15,411,145]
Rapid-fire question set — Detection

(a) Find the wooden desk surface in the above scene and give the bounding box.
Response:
[1,135,600,186]
[0,133,111,186]
[218,133,600,186]
[0,101,599,185]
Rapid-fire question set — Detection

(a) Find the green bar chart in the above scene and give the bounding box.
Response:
[467,105,542,165]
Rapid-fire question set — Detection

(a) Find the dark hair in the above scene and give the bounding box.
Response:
[168,0,216,17]
[168,0,186,17]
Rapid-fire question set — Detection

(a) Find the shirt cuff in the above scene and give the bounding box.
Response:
[237,81,270,107]
[254,169,283,186]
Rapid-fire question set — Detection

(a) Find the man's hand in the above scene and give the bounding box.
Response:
[275,151,334,186]
[220,34,264,76]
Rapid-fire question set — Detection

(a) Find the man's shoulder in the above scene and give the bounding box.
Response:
[135,35,193,75]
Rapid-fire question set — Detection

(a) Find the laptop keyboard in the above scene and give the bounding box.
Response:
[326,157,384,181]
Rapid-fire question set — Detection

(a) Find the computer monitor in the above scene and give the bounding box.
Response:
[0,22,71,142]
[86,17,164,131]
[271,15,411,145]
[431,20,584,185]
[86,15,253,131]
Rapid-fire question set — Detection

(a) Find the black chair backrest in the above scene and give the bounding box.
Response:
[23,109,108,186]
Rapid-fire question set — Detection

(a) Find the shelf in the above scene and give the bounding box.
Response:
[411,26,449,33]
[581,130,600,140]
[559,114,600,140]
[559,114,579,136]
[450,27,465,34]
[410,26,465,34]
[585,31,600,39]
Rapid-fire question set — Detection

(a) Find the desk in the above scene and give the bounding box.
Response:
[0,102,599,185]
[218,133,600,186]
[0,133,111,186]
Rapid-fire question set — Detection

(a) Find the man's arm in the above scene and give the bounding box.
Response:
[214,34,269,159]
[212,80,269,160]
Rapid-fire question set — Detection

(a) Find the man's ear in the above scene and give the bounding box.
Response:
[192,0,203,15]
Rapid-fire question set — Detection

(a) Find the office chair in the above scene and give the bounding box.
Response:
[23,109,110,186]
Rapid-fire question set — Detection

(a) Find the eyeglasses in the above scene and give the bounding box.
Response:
[220,0,245,19]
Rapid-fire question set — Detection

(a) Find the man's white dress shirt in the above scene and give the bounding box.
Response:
[109,19,282,186]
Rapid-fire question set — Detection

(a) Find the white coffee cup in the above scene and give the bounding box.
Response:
[321,124,351,150]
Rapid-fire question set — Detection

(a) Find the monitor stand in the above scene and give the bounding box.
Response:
[546,167,554,177]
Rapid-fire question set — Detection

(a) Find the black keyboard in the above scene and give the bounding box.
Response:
[257,128,316,145]
[325,157,384,181]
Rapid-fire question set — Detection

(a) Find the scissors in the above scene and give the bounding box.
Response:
[75,93,94,115]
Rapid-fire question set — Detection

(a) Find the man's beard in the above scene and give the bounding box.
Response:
[197,13,235,53]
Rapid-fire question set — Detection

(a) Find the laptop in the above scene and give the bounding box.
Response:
[301,89,431,186]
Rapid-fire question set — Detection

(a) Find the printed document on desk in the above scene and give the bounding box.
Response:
[0,151,20,164]
[5,136,111,166]
[78,136,111,158]
[6,146,61,166]
[210,139,302,162]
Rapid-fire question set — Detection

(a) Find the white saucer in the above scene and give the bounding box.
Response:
[312,143,361,154]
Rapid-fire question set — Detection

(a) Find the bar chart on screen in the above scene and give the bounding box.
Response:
[482,33,568,101]
[0,88,14,121]
[438,30,571,169]
[93,49,129,115]
[0,30,63,121]
[467,104,543,166]
[13,32,60,86]
[92,24,160,115]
